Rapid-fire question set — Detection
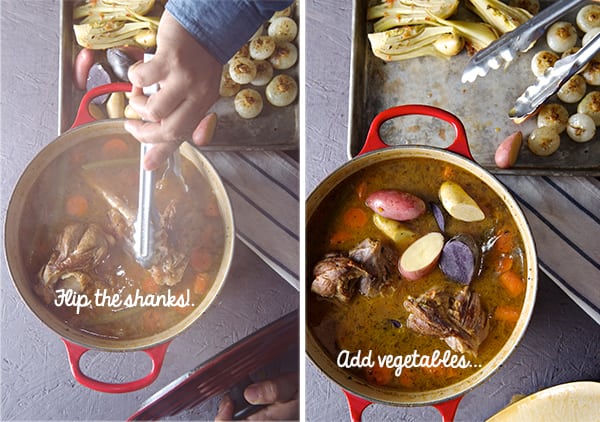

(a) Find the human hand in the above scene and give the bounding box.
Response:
[215,372,299,421]
[125,10,221,170]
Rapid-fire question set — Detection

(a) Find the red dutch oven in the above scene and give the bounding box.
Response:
[306,105,538,421]
[4,83,235,393]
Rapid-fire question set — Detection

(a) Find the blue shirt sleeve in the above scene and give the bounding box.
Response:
[165,0,295,64]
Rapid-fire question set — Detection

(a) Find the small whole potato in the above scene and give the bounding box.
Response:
[365,190,426,221]
[73,48,96,90]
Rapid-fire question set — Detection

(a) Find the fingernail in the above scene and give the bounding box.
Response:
[244,386,261,404]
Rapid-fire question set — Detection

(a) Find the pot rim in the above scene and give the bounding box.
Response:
[4,120,235,352]
[306,144,538,406]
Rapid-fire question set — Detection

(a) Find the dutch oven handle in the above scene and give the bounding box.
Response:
[71,82,133,128]
[343,390,462,422]
[62,339,170,393]
[63,82,171,393]
[345,104,470,421]
[358,104,474,161]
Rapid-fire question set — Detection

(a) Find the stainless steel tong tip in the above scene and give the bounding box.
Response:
[133,143,156,268]
[462,0,587,83]
[509,31,600,122]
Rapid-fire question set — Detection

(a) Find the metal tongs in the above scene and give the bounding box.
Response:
[133,54,158,268]
[510,30,600,122]
[133,142,156,268]
[462,0,588,83]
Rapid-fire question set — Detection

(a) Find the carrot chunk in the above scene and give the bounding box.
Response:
[65,195,89,217]
[494,305,521,323]
[499,270,525,297]
[102,138,129,159]
[343,207,368,229]
[364,364,394,386]
[494,227,515,254]
[193,273,210,295]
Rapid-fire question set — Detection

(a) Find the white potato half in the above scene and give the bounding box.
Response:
[266,74,298,107]
[234,88,263,119]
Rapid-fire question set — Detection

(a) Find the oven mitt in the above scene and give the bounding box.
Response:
[205,150,299,290]
[500,175,600,325]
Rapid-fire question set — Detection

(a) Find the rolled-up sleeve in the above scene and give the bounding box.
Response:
[166,0,294,64]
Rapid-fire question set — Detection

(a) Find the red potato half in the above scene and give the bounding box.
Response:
[398,232,445,281]
[365,189,426,221]
[495,131,522,169]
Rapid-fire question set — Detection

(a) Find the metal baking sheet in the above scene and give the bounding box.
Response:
[59,0,298,151]
[349,0,600,176]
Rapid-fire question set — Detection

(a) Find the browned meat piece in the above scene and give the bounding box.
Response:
[40,223,113,287]
[348,238,397,297]
[311,255,370,302]
[403,286,490,356]
[148,200,190,286]
[87,169,198,286]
